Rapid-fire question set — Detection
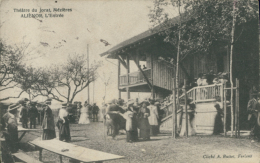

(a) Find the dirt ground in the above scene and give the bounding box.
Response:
[19,122,260,163]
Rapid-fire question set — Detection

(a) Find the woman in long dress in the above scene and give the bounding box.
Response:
[119,101,138,142]
[78,102,90,124]
[148,100,159,136]
[42,103,56,140]
[138,101,150,140]
[57,104,71,142]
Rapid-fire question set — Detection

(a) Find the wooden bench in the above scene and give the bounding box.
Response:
[12,152,43,163]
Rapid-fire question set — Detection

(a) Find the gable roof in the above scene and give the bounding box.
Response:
[99,12,191,58]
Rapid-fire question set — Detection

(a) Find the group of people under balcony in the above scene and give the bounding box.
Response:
[104,98,164,143]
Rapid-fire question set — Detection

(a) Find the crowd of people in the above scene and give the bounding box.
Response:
[77,101,100,124]
[104,98,164,143]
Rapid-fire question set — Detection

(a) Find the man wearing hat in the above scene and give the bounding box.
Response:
[247,92,259,141]
[20,101,28,128]
[92,103,100,122]
[2,103,20,153]
[28,101,38,129]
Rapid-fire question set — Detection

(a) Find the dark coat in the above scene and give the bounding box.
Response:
[28,106,38,118]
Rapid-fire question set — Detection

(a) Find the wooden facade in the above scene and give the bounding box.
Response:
[100,16,258,104]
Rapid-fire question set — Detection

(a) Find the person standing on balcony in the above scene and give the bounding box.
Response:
[201,74,208,86]
[197,73,203,86]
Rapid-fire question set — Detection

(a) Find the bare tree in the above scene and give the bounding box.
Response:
[29,54,102,103]
[0,40,28,101]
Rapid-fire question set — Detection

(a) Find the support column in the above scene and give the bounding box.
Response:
[118,59,121,98]
[126,55,130,100]
[184,79,188,138]
[172,78,176,138]
[151,53,154,99]
[224,82,227,136]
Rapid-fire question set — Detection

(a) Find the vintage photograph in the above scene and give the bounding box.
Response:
[0,0,259,162]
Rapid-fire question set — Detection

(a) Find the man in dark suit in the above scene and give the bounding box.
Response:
[28,102,38,129]
[107,99,125,140]
[92,103,100,122]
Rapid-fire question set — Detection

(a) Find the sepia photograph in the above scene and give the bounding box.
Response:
[0,0,259,162]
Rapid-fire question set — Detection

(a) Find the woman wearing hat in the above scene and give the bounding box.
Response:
[148,99,159,136]
[42,103,56,140]
[201,74,208,86]
[2,103,20,153]
[118,100,138,142]
[57,103,71,142]
[78,101,90,124]
[137,101,150,140]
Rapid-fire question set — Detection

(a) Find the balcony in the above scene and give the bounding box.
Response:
[119,68,151,86]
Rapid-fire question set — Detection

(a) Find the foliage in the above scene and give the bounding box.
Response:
[0,40,28,101]
[149,0,258,63]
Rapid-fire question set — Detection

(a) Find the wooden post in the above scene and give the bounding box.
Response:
[236,78,240,137]
[87,44,90,104]
[224,82,227,136]
[221,84,224,108]
[118,59,121,99]
[172,78,176,138]
[235,81,237,138]
[126,55,130,100]
[229,0,237,138]
[184,79,188,137]
[59,155,62,163]
[151,54,154,99]
[39,148,42,161]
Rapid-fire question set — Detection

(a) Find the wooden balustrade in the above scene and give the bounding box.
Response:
[161,84,223,122]
[119,69,151,86]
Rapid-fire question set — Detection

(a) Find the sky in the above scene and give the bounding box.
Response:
[0,0,178,107]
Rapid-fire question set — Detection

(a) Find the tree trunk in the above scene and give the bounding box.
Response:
[175,0,182,109]
[230,0,237,137]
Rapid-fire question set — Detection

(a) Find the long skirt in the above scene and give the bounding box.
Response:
[126,131,135,142]
[139,118,150,140]
[6,126,18,153]
[213,113,223,135]
[150,125,158,136]
[42,129,56,140]
[78,113,90,124]
[57,118,71,142]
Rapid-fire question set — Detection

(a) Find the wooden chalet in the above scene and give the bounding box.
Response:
[100,13,259,134]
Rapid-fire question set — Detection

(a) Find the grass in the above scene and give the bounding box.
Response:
[19,122,260,163]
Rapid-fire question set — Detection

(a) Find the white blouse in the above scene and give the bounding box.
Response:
[59,108,68,118]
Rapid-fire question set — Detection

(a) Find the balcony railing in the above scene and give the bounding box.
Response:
[119,68,151,86]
